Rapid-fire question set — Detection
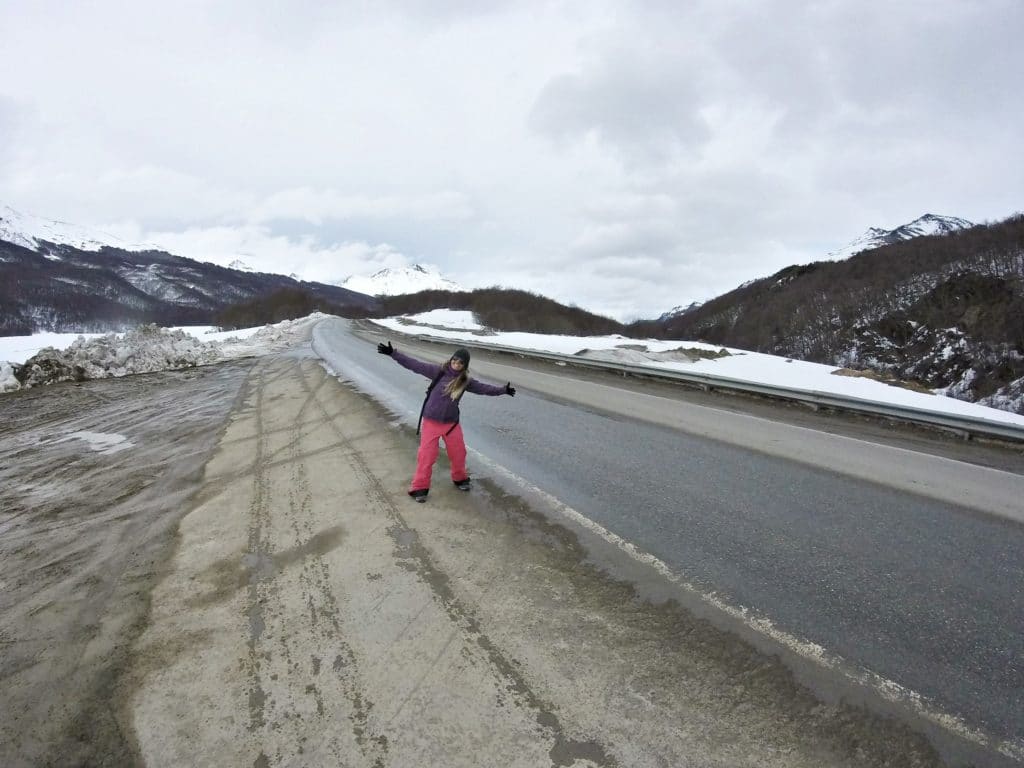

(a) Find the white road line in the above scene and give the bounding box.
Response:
[471,449,1024,763]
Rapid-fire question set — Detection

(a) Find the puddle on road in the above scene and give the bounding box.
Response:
[58,430,135,455]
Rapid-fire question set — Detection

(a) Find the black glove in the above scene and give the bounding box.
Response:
[505,382,516,396]
[377,341,393,356]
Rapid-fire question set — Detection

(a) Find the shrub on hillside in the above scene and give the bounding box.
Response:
[215,288,368,329]
[377,287,622,336]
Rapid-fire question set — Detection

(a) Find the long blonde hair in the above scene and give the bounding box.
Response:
[443,367,469,400]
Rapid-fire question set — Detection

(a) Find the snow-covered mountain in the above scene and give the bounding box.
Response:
[658,213,1024,413]
[229,259,256,273]
[658,301,704,322]
[0,205,377,335]
[0,204,159,254]
[339,264,464,296]
[827,214,974,261]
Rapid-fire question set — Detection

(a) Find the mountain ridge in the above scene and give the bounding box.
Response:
[826,213,974,261]
[4,203,1022,413]
[633,214,1024,413]
[0,233,376,336]
[0,204,159,254]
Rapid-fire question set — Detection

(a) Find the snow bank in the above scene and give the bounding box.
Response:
[0,361,19,393]
[1,313,326,394]
[372,311,1024,425]
[13,326,221,388]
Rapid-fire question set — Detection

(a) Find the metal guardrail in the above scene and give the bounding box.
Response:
[373,325,1024,445]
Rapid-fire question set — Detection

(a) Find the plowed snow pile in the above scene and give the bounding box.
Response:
[1,314,324,393]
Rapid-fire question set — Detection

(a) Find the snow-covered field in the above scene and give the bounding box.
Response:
[373,310,1024,427]
[0,315,323,393]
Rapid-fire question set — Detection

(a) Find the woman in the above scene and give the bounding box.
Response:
[377,340,516,502]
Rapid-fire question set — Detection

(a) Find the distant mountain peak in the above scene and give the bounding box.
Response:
[0,203,158,254]
[229,259,255,273]
[340,263,464,296]
[828,213,973,261]
[659,301,704,321]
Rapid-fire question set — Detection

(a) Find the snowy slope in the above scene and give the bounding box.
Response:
[340,264,463,296]
[371,310,1024,421]
[827,214,973,261]
[0,204,157,254]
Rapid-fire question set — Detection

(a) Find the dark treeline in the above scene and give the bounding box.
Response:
[215,288,372,329]
[214,286,623,335]
[378,288,622,336]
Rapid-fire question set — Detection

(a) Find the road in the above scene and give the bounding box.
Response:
[2,319,1020,767]
[124,348,948,767]
[317,316,1024,767]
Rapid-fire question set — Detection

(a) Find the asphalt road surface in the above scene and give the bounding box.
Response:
[316,316,1024,767]
[4,322,1021,767]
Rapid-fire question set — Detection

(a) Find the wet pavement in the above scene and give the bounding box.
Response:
[2,319,1022,767]
[0,361,254,767]
[318,317,1024,767]
[126,350,948,767]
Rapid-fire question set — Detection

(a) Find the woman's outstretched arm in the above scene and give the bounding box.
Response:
[380,343,440,379]
[466,378,514,396]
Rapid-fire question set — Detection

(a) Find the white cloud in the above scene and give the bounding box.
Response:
[1,0,1021,319]
[248,188,475,225]
[109,223,410,285]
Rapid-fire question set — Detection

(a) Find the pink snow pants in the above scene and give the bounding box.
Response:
[411,418,468,492]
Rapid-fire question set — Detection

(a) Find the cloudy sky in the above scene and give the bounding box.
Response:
[2,1,1022,320]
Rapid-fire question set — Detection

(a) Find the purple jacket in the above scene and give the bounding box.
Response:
[392,349,506,423]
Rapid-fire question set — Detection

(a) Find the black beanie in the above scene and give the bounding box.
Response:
[452,348,470,366]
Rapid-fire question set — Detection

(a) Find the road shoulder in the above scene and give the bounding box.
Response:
[123,353,944,767]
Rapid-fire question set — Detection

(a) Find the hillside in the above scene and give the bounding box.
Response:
[4,202,1023,413]
[629,215,1024,412]
[0,238,377,335]
[377,288,622,336]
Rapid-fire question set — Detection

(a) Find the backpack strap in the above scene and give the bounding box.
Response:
[443,376,468,435]
[416,367,446,436]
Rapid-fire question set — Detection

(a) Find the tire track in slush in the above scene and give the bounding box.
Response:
[242,357,318,766]
[243,361,273,743]
[283,364,329,736]
[285,359,388,767]
[307,372,616,768]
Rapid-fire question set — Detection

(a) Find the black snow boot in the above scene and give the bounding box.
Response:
[408,489,429,503]
[453,479,471,491]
